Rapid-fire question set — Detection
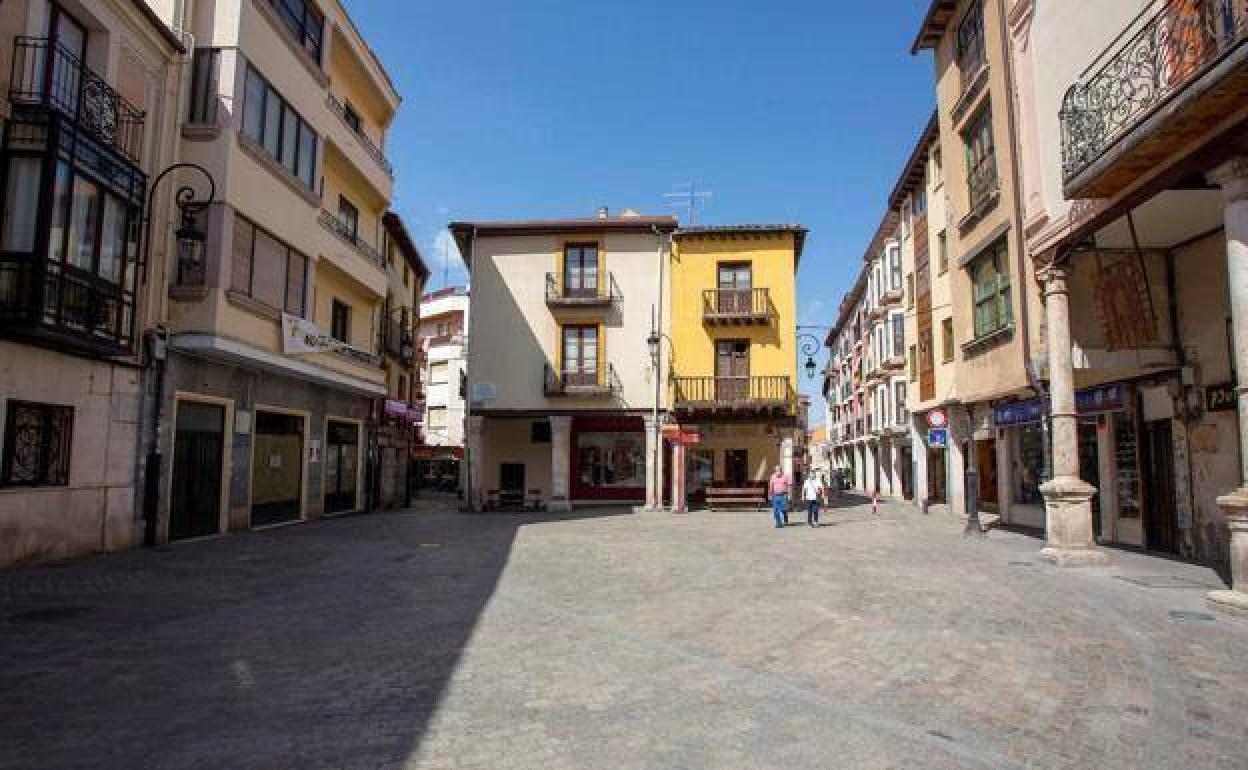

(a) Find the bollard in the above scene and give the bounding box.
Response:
[964,465,984,536]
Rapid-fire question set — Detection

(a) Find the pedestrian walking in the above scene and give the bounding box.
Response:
[803,474,823,527]
[768,466,790,529]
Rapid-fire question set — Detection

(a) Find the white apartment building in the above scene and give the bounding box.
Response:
[416,286,468,480]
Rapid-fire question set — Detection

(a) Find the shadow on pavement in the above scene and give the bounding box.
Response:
[0,505,627,770]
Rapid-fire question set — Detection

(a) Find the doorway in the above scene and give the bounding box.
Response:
[251,410,304,528]
[715,340,749,401]
[900,446,913,500]
[1141,419,1178,554]
[716,262,752,314]
[48,5,87,111]
[976,439,998,507]
[499,462,525,494]
[169,400,225,541]
[1078,420,1102,538]
[927,447,947,503]
[724,449,748,486]
[324,419,360,514]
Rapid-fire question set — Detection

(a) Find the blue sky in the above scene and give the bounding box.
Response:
[345,0,937,419]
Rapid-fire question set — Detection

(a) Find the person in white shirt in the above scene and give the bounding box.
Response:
[802,474,824,527]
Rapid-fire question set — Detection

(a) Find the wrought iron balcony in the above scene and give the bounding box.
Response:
[701,288,776,325]
[544,272,621,308]
[543,363,618,397]
[326,93,394,178]
[319,209,384,267]
[671,375,795,416]
[1061,0,1248,197]
[0,258,135,354]
[8,36,146,165]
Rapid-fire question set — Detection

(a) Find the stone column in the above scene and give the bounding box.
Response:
[1208,158,1248,615]
[549,416,572,512]
[912,417,929,508]
[670,441,687,513]
[464,416,485,511]
[643,414,661,510]
[996,430,1012,526]
[1038,265,1109,566]
[781,436,795,481]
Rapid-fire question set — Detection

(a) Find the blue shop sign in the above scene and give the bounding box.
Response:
[994,399,1046,427]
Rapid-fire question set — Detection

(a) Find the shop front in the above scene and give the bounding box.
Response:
[570,415,646,503]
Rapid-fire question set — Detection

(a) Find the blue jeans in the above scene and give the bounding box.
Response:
[771,493,787,527]
[807,500,820,525]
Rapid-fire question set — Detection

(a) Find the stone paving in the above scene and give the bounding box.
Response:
[2,497,1247,770]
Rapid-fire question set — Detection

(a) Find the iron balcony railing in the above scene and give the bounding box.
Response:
[543,362,618,396]
[1061,0,1248,184]
[319,209,384,267]
[326,93,394,178]
[544,272,622,305]
[701,288,775,322]
[8,36,146,164]
[671,375,795,409]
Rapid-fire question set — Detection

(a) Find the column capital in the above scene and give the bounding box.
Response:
[1037,262,1069,296]
[1207,157,1248,202]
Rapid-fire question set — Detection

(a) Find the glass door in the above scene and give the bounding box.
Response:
[49,6,86,113]
[716,263,752,314]
[562,325,598,386]
[324,420,360,514]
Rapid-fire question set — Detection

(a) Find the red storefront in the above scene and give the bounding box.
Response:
[569,415,646,502]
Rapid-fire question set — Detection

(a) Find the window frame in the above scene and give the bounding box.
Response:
[1,400,73,487]
[429,360,449,385]
[963,105,998,207]
[969,238,1013,340]
[337,195,359,240]
[330,298,350,343]
[942,317,955,362]
[563,243,600,296]
[188,47,222,125]
[231,213,308,316]
[271,0,324,64]
[956,0,987,80]
[242,63,318,190]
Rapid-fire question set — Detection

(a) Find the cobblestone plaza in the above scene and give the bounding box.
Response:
[2,499,1246,769]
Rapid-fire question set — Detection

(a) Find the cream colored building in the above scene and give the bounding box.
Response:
[143,0,405,539]
[452,213,676,511]
[0,0,184,567]
[1006,0,1248,609]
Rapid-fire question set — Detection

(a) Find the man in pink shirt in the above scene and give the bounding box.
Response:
[769,466,790,528]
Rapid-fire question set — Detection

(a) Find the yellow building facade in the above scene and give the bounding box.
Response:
[667,226,805,506]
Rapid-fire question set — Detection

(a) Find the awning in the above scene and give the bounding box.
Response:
[171,333,387,397]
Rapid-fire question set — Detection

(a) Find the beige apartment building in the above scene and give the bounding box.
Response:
[0,0,184,567]
[913,0,1047,528]
[452,213,676,512]
[414,286,469,491]
[143,0,411,540]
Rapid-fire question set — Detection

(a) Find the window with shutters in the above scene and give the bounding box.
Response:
[970,238,1013,339]
[231,215,307,315]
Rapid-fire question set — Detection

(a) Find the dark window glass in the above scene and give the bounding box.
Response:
[188,48,221,124]
[343,102,361,133]
[47,161,72,263]
[1,401,73,487]
[298,122,317,188]
[971,238,1013,339]
[243,66,265,142]
[263,85,282,157]
[280,104,299,172]
[331,299,350,343]
[338,196,359,240]
[270,0,322,63]
[243,64,315,190]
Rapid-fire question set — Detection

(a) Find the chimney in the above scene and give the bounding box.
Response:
[596,206,609,220]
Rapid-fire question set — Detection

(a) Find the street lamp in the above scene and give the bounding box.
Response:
[796,329,826,380]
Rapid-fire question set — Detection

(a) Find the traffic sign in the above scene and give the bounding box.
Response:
[927,427,948,448]
[926,409,947,429]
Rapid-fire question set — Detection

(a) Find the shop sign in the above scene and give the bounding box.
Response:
[927,428,948,448]
[994,399,1046,427]
[1076,383,1125,414]
[281,313,348,354]
[411,446,435,459]
[1207,383,1237,412]
[662,425,701,445]
[384,399,409,418]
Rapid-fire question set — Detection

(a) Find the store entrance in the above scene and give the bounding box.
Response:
[324,420,361,514]
[899,446,913,500]
[975,439,997,508]
[1078,420,1102,538]
[251,411,304,528]
[927,447,947,503]
[169,401,225,541]
[1142,419,1179,554]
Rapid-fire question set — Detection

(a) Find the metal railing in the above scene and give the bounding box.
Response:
[544,272,622,303]
[319,209,384,267]
[701,288,775,320]
[671,375,795,408]
[543,363,618,396]
[326,93,394,177]
[8,37,146,164]
[1060,0,1248,183]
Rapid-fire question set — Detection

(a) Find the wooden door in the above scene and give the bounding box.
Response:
[976,439,997,505]
[717,263,752,314]
[725,450,748,486]
[500,462,525,493]
[563,244,599,298]
[715,340,749,401]
[1142,419,1178,554]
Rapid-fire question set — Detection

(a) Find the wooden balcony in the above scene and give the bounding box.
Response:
[543,363,618,398]
[702,288,775,325]
[1061,0,1248,199]
[671,375,795,418]
[544,273,621,310]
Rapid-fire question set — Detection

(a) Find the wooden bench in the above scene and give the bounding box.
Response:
[705,485,767,511]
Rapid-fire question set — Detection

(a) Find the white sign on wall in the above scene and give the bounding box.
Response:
[282,313,349,354]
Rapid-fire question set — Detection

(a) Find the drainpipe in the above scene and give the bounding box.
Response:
[998,0,1049,484]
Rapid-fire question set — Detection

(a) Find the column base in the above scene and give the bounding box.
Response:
[1038,546,1112,567]
[1039,475,1111,567]
[1206,590,1248,618]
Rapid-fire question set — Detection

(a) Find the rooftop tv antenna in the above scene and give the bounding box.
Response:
[664,181,712,225]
